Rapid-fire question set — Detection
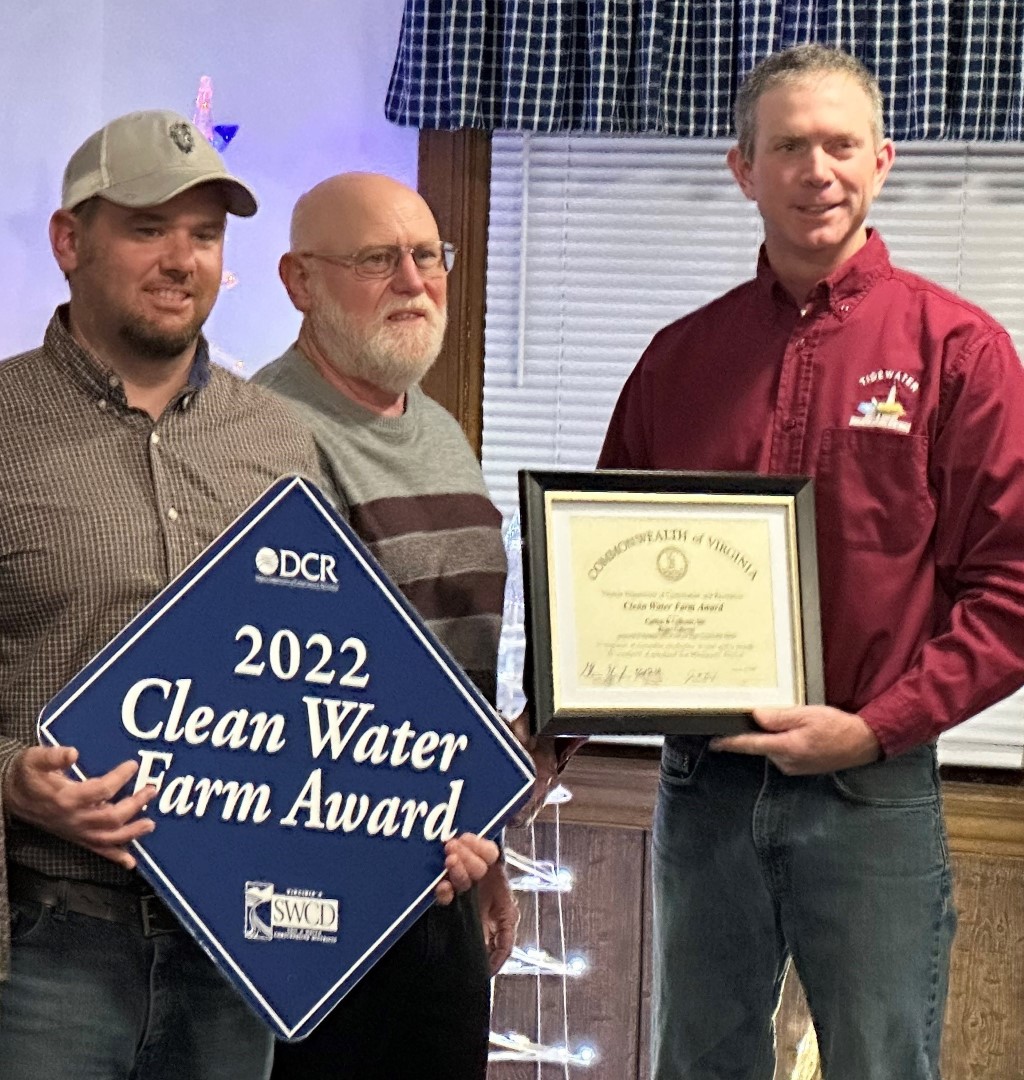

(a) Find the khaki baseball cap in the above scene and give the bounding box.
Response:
[61,109,258,217]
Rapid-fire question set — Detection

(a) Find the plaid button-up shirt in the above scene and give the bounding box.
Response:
[0,308,326,978]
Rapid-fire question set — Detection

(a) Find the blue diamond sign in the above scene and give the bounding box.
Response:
[38,476,534,1040]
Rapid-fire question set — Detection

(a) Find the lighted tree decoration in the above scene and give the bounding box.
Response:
[192,75,239,152]
[191,76,245,375]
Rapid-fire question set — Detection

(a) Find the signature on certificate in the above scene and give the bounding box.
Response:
[579,661,663,686]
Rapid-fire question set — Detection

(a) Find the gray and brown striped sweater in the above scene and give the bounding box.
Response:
[253,346,507,703]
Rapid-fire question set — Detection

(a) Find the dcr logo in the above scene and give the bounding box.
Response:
[254,546,338,585]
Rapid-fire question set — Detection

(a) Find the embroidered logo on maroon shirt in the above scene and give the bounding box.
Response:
[850,369,920,434]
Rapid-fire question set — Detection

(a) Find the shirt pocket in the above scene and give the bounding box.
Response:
[815,428,934,555]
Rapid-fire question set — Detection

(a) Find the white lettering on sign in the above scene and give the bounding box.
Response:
[122,678,287,753]
[117,620,484,839]
[279,769,463,841]
[234,626,369,689]
[254,547,338,585]
[302,698,468,773]
[271,895,339,932]
[135,749,274,823]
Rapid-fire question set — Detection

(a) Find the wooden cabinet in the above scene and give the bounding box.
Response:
[490,749,1024,1079]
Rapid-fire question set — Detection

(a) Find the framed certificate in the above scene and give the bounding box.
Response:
[519,470,824,736]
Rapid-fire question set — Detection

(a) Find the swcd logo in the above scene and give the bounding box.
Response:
[245,880,339,943]
[254,547,338,591]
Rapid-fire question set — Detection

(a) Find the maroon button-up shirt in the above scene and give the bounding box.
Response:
[599,231,1024,757]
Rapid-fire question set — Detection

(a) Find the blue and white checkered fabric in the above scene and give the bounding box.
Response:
[385,1,1024,140]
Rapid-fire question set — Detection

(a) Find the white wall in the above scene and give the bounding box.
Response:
[0,0,418,370]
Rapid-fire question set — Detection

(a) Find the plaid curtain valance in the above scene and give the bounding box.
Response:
[385,1,1024,140]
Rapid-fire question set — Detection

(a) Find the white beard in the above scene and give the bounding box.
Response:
[307,280,447,396]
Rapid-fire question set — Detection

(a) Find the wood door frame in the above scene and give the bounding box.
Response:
[416,129,492,456]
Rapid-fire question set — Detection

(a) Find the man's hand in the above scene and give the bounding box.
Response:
[434,832,500,906]
[710,705,882,775]
[508,711,558,827]
[3,746,156,869]
[477,861,518,975]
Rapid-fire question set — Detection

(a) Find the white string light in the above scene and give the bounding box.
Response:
[552,796,573,1079]
[491,803,595,1075]
[545,782,573,806]
[500,945,588,978]
[489,1031,598,1067]
[504,849,574,893]
[490,514,599,1073]
[530,813,544,1079]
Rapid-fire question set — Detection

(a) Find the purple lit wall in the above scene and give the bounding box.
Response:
[0,0,418,370]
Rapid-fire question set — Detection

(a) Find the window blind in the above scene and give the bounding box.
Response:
[483,132,1024,767]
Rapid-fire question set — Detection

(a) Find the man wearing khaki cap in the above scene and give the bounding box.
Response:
[0,109,322,1079]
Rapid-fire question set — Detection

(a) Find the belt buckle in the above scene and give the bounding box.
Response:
[140,894,178,937]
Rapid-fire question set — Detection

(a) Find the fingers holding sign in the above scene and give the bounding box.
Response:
[434,832,500,906]
[3,745,156,870]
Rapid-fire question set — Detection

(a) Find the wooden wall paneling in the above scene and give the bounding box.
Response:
[942,781,1024,858]
[490,821,648,1079]
[943,851,1024,1079]
[773,974,816,1080]
[554,748,661,830]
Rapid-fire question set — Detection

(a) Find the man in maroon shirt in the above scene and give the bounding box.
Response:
[600,45,1024,1080]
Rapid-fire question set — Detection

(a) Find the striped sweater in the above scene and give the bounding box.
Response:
[253,346,506,703]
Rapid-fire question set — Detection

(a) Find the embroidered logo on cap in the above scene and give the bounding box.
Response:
[169,121,195,154]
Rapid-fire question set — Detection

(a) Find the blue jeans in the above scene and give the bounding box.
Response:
[652,737,956,1080]
[0,896,272,1079]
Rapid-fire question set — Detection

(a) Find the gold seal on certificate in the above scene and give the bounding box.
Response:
[519,470,824,735]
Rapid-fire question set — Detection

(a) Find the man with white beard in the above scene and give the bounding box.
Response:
[254,173,530,1080]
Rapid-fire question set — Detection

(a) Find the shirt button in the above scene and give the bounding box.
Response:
[167,507,179,522]
[783,419,798,432]
[97,399,107,411]
[150,432,161,446]
[108,375,120,388]
[181,395,192,410]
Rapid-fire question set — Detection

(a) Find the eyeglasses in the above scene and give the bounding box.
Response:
[298,241,457,280]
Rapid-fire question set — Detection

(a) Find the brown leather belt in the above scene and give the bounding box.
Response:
[8,863,180,937]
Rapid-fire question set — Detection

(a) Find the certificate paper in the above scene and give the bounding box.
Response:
[520,471,824,735]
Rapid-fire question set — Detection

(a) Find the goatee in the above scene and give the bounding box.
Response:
[118,315,206,360]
